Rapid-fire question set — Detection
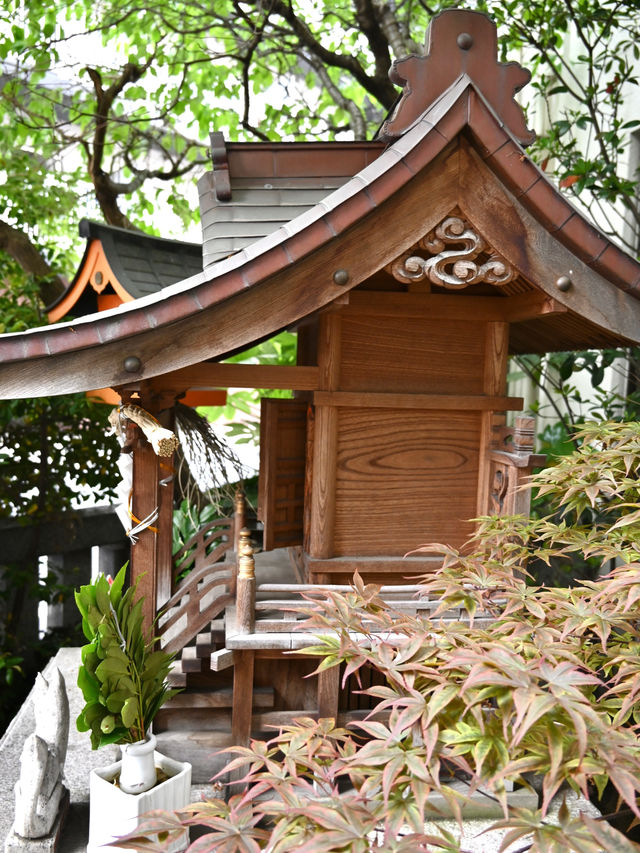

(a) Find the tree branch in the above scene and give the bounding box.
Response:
[306,55,367,140]
[0,219,67,304]
[254,0,399,109]
[85,61,150,228]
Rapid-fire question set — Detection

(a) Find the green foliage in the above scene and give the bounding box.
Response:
[122,421,640,850]
[172,500,221,557]
[0,649,25,730]
[0,278,120,517]
[513,349,640,456]
[75,564,178,748]
[202,331,297,448]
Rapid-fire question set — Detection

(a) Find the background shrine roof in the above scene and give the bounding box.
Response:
[1,10,640,398]
[47,219,203,320]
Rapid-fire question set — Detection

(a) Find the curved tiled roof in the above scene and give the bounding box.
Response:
[47,219,203,321]
[1,46,640,398]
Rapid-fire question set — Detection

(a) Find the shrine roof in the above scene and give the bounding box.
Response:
[1,9,639,399]
[47,220,203,321]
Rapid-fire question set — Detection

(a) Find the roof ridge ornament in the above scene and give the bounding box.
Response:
[378,9,535,147]
[210,131,232,202]
[386,214,516,289]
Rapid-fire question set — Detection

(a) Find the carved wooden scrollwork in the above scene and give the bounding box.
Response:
[489,461,511,515]
[387,215,516,289]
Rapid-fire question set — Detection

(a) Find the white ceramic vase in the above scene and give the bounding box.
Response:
[87,748,192,853]
[119,733,157,794]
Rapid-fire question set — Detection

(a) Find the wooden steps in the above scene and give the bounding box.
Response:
[155,729,234,782]
[155,685,276,782]
[195,619,225,656]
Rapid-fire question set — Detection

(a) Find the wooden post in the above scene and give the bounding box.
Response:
[488,415,544,517]
[129,423,159,640]
[309,312,341,558]
[236,529,255,635]
[233,488,246,555]
[476,321,510,516]
[513,416,535,453]
[317,666,340,721]
[155,400,177,609]
[231,530,255,786]
[125,390,178,640]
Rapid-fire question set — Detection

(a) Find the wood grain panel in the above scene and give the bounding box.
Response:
[314,391,522,411]
[476,322,510,515]
[339,314,485,394]
[333,409,480,555]
[258,399,307,550]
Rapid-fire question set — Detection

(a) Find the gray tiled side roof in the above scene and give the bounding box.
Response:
[48,220,203,317]
[199,173,349,267]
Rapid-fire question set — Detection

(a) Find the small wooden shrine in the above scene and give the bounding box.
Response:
[2,9,640,778]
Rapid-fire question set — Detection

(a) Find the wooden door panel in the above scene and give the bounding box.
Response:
[259,399,308,550]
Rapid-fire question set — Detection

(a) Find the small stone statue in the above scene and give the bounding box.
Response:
[5,668,70,851]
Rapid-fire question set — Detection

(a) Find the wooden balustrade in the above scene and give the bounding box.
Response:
[158,489,248,653]
[488,416,545,517]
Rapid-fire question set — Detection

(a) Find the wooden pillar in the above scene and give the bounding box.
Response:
[317,666,340,721]
[230,647,256,793]
[231,650,255,748]
[130,429,160,639]
[125,389,177,639]
[476,321,509,517]
[308,312,341,558]
[236,529,255,635]
[155,400,176,609]
[510,416,539,516]
[232,530,256,760]
[232,488,246,595]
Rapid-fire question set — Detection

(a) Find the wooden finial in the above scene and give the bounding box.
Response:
[237,529,255,580]
[513,416,535,453]
[233,489,246,557]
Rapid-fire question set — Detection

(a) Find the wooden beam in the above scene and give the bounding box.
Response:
[345,290,567,322]
[157,363,319,392]
[313,391,523,411]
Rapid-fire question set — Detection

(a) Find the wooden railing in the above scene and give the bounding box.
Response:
[488,416,545,517]
[159,491,246,653]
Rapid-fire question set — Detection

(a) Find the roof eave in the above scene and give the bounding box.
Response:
[1,78,639,399]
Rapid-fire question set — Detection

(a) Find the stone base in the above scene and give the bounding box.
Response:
[4,788,69,853]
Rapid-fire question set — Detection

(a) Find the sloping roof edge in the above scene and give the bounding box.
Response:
[1,76,639,399]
